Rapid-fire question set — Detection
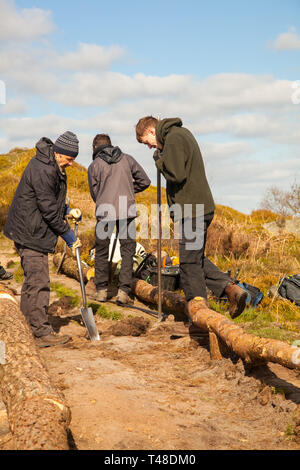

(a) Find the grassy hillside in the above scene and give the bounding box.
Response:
[1,147,300,342]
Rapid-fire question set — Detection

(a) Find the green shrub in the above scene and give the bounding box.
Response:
[50,282,80,306]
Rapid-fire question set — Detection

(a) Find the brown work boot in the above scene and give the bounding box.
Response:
[35,332,72,348]
[93,288,108,302]
[224,283,247,319]
[116,289,133,305]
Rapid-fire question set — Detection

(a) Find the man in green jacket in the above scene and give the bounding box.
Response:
[135,116,247,319]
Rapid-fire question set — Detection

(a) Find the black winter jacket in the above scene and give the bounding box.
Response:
[155,118,215,221]
[4,137,70,253]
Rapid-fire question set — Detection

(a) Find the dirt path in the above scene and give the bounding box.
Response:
[0,238,300,450]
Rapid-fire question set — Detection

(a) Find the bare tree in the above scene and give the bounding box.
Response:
[260,182,300,217]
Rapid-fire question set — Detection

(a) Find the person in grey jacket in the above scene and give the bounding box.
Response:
[88,133,150,304]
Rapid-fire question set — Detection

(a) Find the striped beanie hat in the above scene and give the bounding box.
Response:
[53,131,79,158]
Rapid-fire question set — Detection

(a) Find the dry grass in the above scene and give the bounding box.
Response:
[1,147,300,336]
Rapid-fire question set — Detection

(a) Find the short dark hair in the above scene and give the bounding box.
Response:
[93,134,111,150]
[135,116,158,142]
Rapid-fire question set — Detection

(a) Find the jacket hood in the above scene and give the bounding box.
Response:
[93,144,122,164]
[35,137,55,164]
[155,118,182,145]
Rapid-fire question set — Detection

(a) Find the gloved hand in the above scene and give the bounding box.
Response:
[61,228,77,247]
[153,150,161,162]
[68,208,82,221]
[71,238,82,257]
[61,229,82,256]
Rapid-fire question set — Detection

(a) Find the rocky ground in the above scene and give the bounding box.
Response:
[0,237,300,451]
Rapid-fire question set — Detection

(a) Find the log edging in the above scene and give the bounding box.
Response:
[0,285,72,450]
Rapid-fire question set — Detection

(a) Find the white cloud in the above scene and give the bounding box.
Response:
[1,111,299,214]
[0,0,54,40]
[206,152,300,213]
[0,0,299,214]
[273,27,300,51]
[192,112,300,145]
[200,141,253,161]
[0,35,294,113]
[53,72,190,107]
[55,73,293,111]
[0,97,27,115]
[56,43,127,71]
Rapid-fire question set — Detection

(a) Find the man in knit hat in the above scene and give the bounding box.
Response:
[4,131,82,347]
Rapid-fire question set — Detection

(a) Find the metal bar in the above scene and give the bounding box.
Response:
[107,300,158,318]
[157,168,162,321]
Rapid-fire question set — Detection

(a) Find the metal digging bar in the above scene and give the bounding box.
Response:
[157,166,168,322]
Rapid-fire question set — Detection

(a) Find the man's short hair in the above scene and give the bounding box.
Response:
[135,116,158,142]
[93,134,111,150]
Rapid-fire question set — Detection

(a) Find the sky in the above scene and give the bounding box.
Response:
[0,0,299,214]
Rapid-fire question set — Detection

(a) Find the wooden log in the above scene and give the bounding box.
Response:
[133,282,300,371]
[132,279,187,320]
[53,253,88,284]
[187,297,300,371]
[209,330,224,361]
[52,258,300,372]
[0,284,71,450]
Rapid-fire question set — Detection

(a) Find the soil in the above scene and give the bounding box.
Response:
[0,237,300,451]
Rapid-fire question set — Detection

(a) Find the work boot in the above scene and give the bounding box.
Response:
[93,288,108,302]
[224,283,247,319]
[35,332,72,348]
[116,289,133,305]
[0,269,13,280]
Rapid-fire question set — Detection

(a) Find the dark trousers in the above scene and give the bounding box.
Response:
[15,243,53,338]
[179,212,232,301]
[95,219,136,294]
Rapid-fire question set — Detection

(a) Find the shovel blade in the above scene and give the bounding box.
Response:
[80,307,100,341]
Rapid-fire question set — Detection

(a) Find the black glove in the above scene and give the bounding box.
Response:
[153,150,161,162]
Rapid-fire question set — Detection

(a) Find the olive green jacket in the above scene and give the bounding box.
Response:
[155,118,215,221]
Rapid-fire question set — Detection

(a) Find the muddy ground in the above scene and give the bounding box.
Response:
[0,238,300,451]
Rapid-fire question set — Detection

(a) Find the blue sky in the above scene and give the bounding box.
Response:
[0,0,300,213]
[15,0,300,77]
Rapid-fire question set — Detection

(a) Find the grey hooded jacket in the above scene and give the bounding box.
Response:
[88,145,151,221]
